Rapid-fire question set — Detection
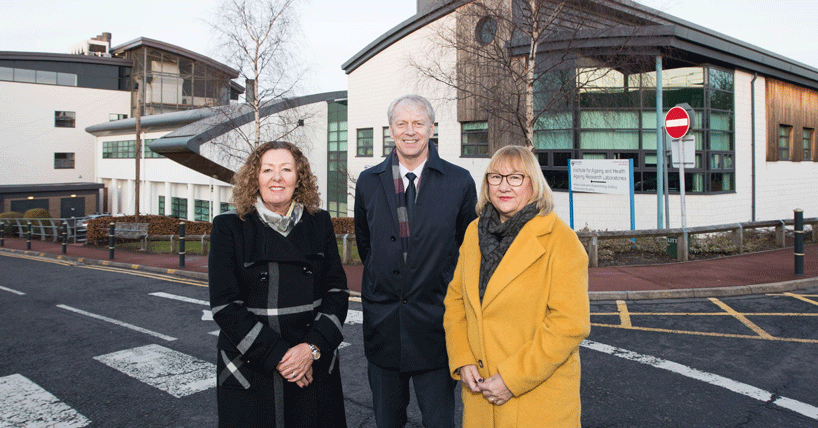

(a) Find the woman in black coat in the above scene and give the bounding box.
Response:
[209,141,349,427]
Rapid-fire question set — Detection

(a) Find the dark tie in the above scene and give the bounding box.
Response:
[405,172,417,223]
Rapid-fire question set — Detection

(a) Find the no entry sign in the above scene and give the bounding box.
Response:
[665,106,691,139]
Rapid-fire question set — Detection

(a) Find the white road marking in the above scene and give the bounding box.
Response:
[56,304,177,342]
[0,286,25,295]
[150,291,209,306]
[202,309,213,321]
[94,344,215,398]
[346,309,362,325]
[0,374,90,427]
[581,340,818,420]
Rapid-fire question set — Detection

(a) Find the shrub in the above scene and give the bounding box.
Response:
[0,211,24,236]
[332,217,355,234]
[87,215,212,245]
[23,208,51,219]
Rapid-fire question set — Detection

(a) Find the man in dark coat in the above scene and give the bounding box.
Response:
[355,94,478,428]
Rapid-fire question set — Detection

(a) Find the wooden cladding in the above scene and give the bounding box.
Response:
[766,79,818,162]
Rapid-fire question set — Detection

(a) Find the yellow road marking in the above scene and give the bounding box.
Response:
[709,298,774,339]
[592,312,818,317]
[783,292,818,307]
[79,265,207,287]
[0,252,75,266]
[616,300,632,327]
[592,323,818,344]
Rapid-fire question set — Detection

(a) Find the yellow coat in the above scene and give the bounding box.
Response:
[444,212,590,428]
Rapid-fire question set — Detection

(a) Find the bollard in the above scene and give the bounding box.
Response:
[109,222,115,260]
[179,222,186,268]
[794,209,804,277]
[61,222,68,254]
[27,222,32,250]
[1,223,5,247]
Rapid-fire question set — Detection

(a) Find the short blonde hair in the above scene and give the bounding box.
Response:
[476,145,554,216]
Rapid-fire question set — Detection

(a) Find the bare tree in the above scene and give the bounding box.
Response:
[209,0,307,155]
[410,0,657,150]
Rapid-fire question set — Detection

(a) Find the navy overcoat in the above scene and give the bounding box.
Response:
[354,143,477,372]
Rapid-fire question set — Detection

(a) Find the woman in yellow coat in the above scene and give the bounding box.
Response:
[444,145,591,428]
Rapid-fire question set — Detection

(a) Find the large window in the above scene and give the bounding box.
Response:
[461,122,489,156]
[54,153,75,169]
[158,196,165,215]
[194,200,210,221]
[803,128,813,161]
[357,128,373,157]
[778,125,792,161]
[326,101,348,217]
[382,127,394,156]
[102,140,162,158]
[55,111,75,128]
[0,67,77,86]
[534,65,735,194]
[171,197,187,219]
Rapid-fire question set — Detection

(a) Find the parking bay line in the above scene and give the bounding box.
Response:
[56,304,177,342]
[582,340,818,421]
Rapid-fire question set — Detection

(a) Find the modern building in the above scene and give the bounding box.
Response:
[341,0,818,230]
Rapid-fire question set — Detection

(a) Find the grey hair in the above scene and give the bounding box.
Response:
[387,94,435,126]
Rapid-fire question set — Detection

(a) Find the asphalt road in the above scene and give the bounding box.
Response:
[1,252,817,427]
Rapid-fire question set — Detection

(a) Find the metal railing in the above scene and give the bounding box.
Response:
[0,217,94,244]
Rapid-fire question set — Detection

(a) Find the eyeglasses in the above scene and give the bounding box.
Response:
[486,173,526,187]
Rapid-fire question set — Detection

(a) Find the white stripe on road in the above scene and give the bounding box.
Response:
[0,374,90,427]
[0,286,25,295]
[150,291,209,306]
[581,340,818,420]
[94,344,216,398]
[56,304,177,342]
[346,309,362,325]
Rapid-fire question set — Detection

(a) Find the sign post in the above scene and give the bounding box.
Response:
[569,159,634,231]
[664,103,694,229]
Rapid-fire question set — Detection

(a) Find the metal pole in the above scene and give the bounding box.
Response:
[179,221,186,268]
[656,55,664,229]
[62,222,68,254]
[794,209,804,276]
[27,222,31,250]
[109,222,115,260]
[679,141,687,229]
[1,223,4,247]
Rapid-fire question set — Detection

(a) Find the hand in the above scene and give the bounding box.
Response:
[295,366,313,388]
[276,343,314,384]
[478,373,513,406]
[457,365,483,393]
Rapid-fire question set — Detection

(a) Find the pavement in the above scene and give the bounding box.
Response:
[1,236,816,301]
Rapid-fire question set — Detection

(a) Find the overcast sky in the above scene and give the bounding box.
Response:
[2,0,817,93]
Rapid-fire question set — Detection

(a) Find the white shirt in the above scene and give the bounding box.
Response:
[399,160,426,193]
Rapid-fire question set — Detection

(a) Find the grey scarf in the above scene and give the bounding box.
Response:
[477,202,539,301]
[254,197,303,236]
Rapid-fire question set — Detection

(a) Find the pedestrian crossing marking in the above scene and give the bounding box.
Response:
[94,344,215,398]
[0,374,91,427]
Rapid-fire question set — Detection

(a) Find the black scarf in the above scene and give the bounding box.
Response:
[477,202,539,301]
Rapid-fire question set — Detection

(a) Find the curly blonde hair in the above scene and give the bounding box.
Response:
[230,141,321,220]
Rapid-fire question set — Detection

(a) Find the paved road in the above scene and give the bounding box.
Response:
[2,253,817,427]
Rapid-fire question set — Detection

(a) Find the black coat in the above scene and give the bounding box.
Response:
[354,143,477,372]
[209,209,348,427]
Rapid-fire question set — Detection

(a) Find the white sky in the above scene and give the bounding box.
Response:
[2,0,817,93]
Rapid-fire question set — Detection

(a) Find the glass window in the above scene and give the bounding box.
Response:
[55,111,76,128]
[36,70,57,85]
[475,16,497,45]
[803,128,813,161]
[171,197,187,219]
[109,113,128,121]
[54,153,75,169]
[383,127,394,156]
[15,68,35,83]
[0,67,12,81]
[357,128,373,157]
[220,203,232,213]
[461,121,489,157]
[194,200,210,221]
[779,125,791,160]
[158,196,165,215]
[57,72,77,87]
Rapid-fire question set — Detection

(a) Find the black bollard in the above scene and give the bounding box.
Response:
[27,222,31,250]
[61,222,68,254]
[179,222,186,268]
[109,222,115,260]
[794,209,804,277]
[1,223,5,247]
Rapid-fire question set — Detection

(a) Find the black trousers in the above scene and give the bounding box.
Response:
[367,362,456,428]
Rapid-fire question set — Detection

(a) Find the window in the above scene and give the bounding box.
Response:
[220,203,233,213]
[171,197,187,219]
[778,125,792,160]
[475,16,498,45]
[102,139,161,158]
[803,128,813,161]
[357,128,373,157]
[194,200,210,221]
[383,127,394,156]
[55,111,76,128]
[158,196,165,215]
[461,121,489,157]
[109,113,128,121]
[54,153,75,169]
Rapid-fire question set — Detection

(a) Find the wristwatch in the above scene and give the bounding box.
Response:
[308,343,321,360]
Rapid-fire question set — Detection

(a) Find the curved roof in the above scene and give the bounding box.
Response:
[342,0,818,90]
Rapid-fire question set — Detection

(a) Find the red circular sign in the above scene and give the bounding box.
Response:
[665,106,690,139]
